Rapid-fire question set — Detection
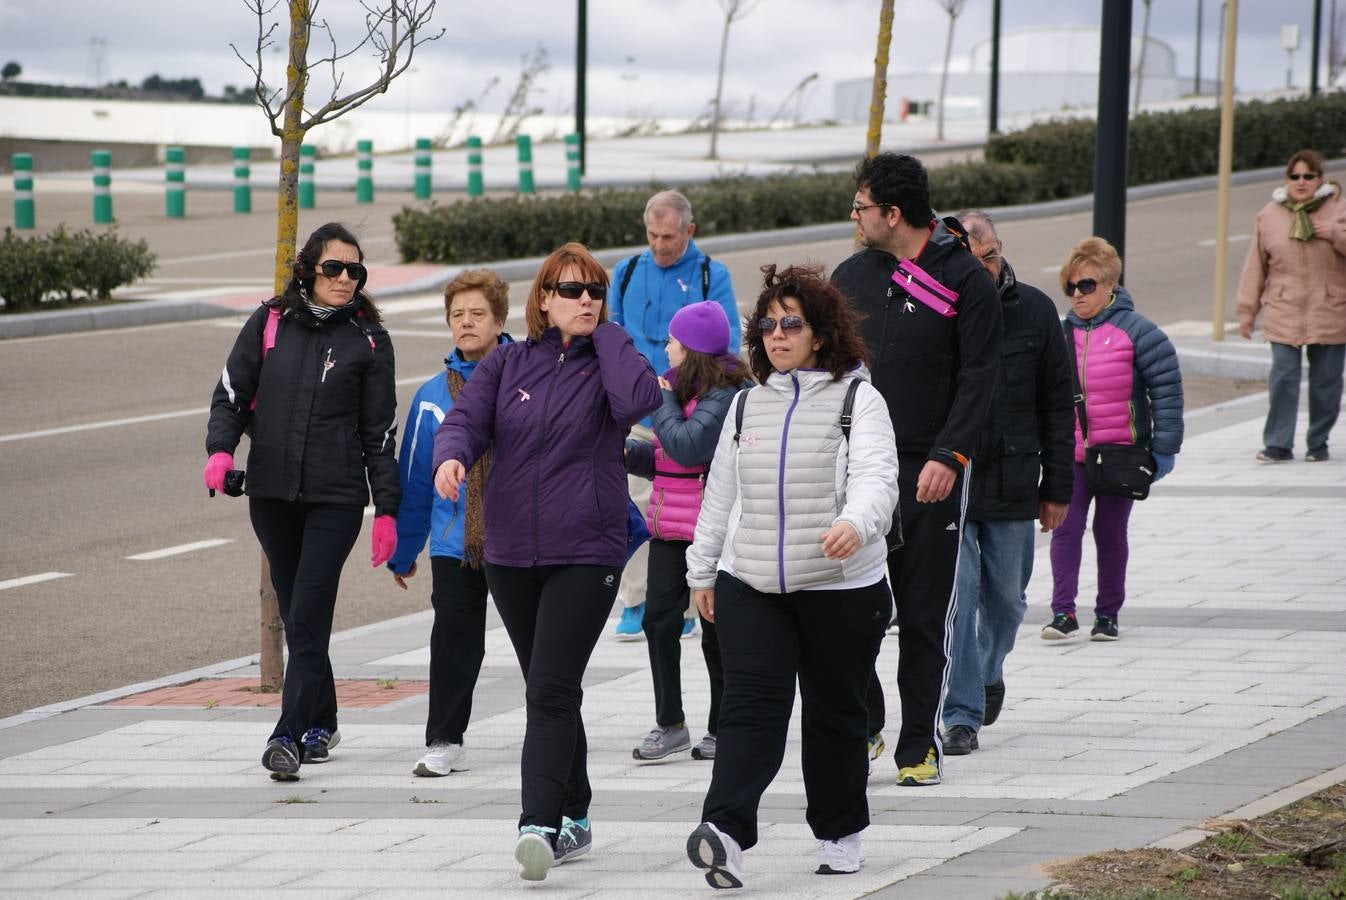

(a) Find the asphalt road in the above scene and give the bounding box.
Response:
[0,177,1279,718]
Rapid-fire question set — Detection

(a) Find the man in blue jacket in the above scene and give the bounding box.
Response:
[609,190,739,639]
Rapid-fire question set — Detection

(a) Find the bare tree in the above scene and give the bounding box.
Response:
[865,0,896,158]
[1134,0,1153,114]
[933,0,967,142]
[708,0,763,159]
[489,44,550,145]
[232,0,442,688]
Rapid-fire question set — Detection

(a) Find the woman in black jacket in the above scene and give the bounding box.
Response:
[205,222,400,780]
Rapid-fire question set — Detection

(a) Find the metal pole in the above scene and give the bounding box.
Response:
[1195,0,1203,94]
[1216,2,1226,92]
[414,137,432,199]
[1093,0,1132,267]
[12,153,35,230]
[92,149,113,224]
[1312,0,1324,95]
[1211,0,1239,342]
[576,0,587,175]
[165,147,185,219]
[989,0,1001,134]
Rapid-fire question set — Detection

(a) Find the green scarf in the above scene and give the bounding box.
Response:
[1281,190,1332,241]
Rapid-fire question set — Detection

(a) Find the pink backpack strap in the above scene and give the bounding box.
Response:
[893,259,959,318]
[249,306,281,411]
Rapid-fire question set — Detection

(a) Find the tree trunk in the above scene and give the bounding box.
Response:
[1134,0,1152,114]
[936,9,957,141]
[865,0,895,158]
[708,7,733,160]
[258,554,284,691]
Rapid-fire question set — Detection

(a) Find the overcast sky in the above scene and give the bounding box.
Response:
[1,1,1339,122]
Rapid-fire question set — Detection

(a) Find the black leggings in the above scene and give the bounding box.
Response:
[485,562,620,834]
[643,539,724,732]
[426,556,489,746]
[249,498,364,746]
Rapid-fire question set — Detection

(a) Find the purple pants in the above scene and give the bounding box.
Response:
[1050,463,1134,619]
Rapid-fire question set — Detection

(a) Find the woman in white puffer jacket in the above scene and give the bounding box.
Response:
[683,264,899,890]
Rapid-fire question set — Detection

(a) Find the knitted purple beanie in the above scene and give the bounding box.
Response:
[668,301,731,355]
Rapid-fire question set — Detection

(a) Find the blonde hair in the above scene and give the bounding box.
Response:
[525,242,610,341]
[443,268,509,327]
[1059,236,1122,295]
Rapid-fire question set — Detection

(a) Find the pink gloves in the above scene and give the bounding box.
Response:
[371,515,397,567]
[203,452,233,493]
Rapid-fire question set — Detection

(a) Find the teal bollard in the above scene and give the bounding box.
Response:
[466,135,483,197]
[92,150,112,224]
[516,134,535,195]
[165,147,186,218]
[12,153,34,229]
[232,147,251,214]
[299,144,316,210]
[414,137,432,199]
[356,140,374,203]
[565,133,581,193]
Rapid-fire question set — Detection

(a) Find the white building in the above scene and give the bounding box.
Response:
[834,26,1200,124]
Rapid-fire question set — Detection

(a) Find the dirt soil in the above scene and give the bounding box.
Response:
[1183,373,1265,410]
[1021,782,1346,899]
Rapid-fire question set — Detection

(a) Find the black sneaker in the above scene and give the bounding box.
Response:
[1090,616,1120,641]
[1305,447,1330,462]
[982,679,1005,727]
[301,727,339,764]
[262,736,301,781]
[1256,448,1293,463]
[942,724,978,755]
[1041,613,1079,640]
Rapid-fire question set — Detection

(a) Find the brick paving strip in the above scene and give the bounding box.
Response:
[100,678,429,709]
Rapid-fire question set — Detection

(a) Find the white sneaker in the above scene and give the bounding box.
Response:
[815,831,862,875]
[687,821,744,889]
[413,740,468,777]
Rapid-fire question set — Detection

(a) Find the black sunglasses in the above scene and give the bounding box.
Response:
[757,315,806,336]
[548,281,607,301]
[1064,278,1099,297]
[1287,172,1321,181]
[316,260,367,280]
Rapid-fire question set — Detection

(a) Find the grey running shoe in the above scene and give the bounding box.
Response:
[632,723,691,761]
[691,732,717,760]
[554,816,592,864]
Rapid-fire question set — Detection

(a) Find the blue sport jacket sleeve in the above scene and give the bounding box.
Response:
[388,380,444,575]
[609,256,633,328]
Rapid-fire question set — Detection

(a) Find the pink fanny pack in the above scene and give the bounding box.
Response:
[891,259,959,318]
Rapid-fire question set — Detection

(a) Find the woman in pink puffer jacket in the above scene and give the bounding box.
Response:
[624,301,752,765]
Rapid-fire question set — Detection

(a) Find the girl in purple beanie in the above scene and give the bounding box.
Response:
[625,301,753,764]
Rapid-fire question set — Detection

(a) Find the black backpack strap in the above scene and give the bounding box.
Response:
[732,388,749,443]
[618,254,640,297]
[840,378,861,441]
[701,256,712,298]
[1066,324,1089,442]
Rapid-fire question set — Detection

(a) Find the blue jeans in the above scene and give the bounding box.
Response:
[1264,342,1345,453]
[942,519,1035,732]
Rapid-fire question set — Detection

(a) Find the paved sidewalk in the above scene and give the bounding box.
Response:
[1,391,1344,898]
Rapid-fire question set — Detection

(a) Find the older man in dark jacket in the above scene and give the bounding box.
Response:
[940,210,1074,755]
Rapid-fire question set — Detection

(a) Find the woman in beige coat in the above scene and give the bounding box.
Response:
[1237,149,1346,463]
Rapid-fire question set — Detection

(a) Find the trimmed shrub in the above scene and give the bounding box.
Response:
[0,226,157,312]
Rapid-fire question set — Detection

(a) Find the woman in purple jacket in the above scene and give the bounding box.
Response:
[432,242,661,882]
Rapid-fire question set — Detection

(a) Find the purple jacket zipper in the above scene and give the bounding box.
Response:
[776,374,801,592]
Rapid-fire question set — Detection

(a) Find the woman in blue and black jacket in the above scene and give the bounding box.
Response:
[386,269,512,779]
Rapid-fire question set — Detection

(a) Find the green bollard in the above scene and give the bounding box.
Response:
[92,150,113,224]
[515,134,535,195]
[232,147,251,214]
[564,133,581,193]
[165,147,186,219]
[356,139,374,203]
[466,135,483,197]
[12,153,34,230]
[414,137,432,199]
[299,144,316,209]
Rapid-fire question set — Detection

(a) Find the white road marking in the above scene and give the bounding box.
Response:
[0,572,73,592]
[0,409,207,443]
[126,539,235,561]
[1197,233,1251,246]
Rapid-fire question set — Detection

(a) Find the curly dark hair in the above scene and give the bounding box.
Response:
[744,264,869,384]
[280,222,382,323]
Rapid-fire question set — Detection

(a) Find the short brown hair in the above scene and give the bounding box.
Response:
[444,268,510,327]
[525,242,611,341]
[1059,236,1122,296]
[1285,148,1324,178]
[745,264,869,384]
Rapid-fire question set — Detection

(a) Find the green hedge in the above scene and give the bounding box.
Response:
[0,226,157,312]
[395,93,1346,265]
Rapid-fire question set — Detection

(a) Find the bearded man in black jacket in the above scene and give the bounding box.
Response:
[831,153,1002,786]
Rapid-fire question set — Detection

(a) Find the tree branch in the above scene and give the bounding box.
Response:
[230,0,284,134]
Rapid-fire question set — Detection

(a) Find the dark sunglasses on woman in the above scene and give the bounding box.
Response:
[1064,278,1099,297]
[316,260,368,280]
[1287,172,1321,181]
[549,281,607,301]
[757,315,806,336]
